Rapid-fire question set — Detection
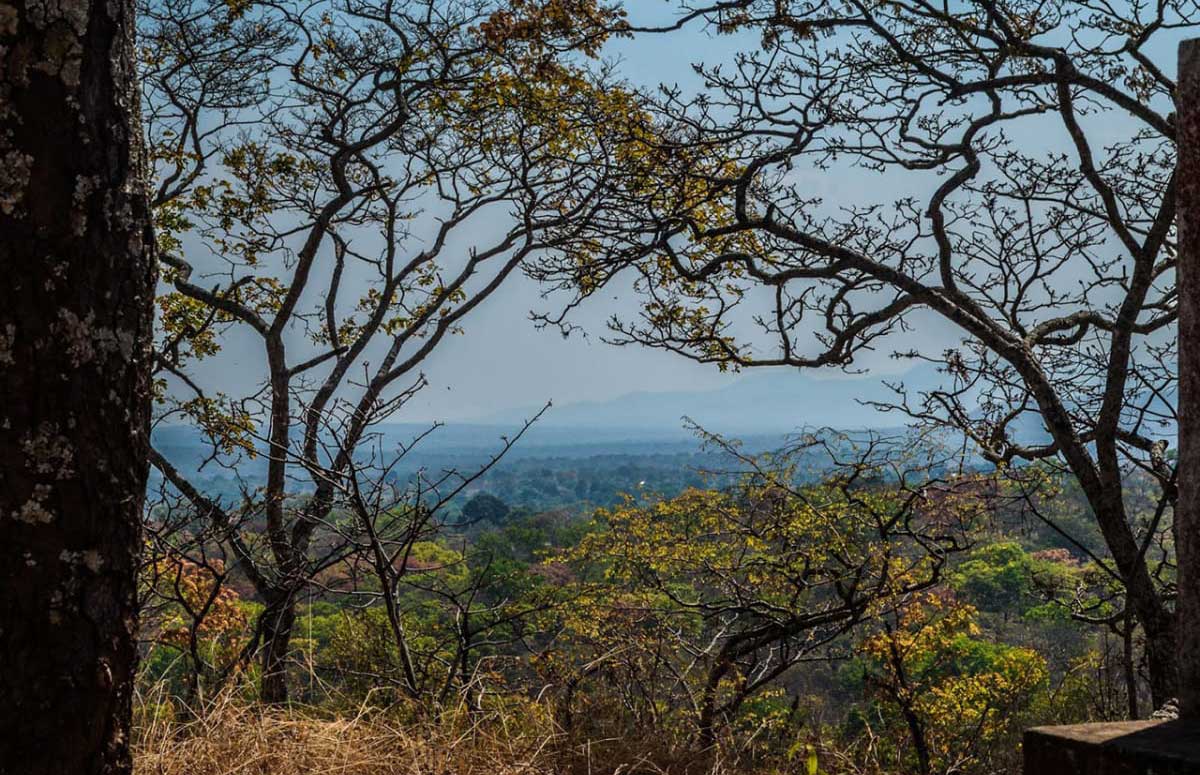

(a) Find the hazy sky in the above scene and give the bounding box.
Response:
[401,8,953,423]
[174,4,1171,426]
[180,7,942,425]
[403,9,920,422]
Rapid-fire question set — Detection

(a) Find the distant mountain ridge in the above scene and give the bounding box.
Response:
[151,365,954,482]
[479,365,944,434]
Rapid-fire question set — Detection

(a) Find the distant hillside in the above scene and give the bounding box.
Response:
[480,364,943,434]
[150,364,955,501]
[154,365,939,461]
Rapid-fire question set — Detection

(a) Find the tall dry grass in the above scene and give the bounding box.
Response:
[131,687,744,775]
[133,689,566,775]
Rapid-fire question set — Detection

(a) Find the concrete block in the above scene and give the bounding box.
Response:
[1024,720,1200,774]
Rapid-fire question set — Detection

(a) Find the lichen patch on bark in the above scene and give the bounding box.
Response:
[0,3,18,35]
[21,422,75,479]
[0,149,32,216]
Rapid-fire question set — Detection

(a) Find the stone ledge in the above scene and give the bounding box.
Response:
[1024,720,1200,774]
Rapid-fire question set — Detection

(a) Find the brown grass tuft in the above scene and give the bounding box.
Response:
[133,690,565,775]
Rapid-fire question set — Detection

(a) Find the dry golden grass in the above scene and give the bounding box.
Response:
[132,676,773,775]
[133,690,566,775]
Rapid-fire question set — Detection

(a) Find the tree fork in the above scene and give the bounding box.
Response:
[0,0,156,769]
[1177,37,1200,721]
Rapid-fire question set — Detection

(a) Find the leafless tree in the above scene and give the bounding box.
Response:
[334,405,559,706]
[535,0,1192,706]
[140,484,251,704]
[141,0,626,701]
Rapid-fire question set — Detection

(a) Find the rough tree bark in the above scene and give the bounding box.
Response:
[1176,37,1200,721]
[0,0,156,769]
[259,591,297,704]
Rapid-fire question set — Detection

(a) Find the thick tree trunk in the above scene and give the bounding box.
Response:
[1176,37,1200,720]
[1123,610,1140,719]
[1009,355,1178,704]
[899,701,932,775]
[259,593,297,703]
[1104,492,1177,707]
[696,651,739,750]
[696,666,726,749]
[1070,478,1175,705]
[0,0,155,770]
[1142,613,1177,710]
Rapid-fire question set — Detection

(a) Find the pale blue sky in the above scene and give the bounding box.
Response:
[402,10,921,422]
[173,3,1178,427]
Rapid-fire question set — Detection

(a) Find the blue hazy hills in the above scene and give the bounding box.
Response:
[154,366,936,466]
[150,363,1064,489]
[477,365,920,435]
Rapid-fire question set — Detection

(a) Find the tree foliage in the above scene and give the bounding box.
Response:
[141,0,635,701]
[545,433,977,743]
[536,0,1190,703]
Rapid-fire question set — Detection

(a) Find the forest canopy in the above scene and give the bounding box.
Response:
[1,0,1194,774]
[135,1,1190,772]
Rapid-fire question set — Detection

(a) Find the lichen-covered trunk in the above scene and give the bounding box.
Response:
[1177,37,1200,721]
[0,0,155,769]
